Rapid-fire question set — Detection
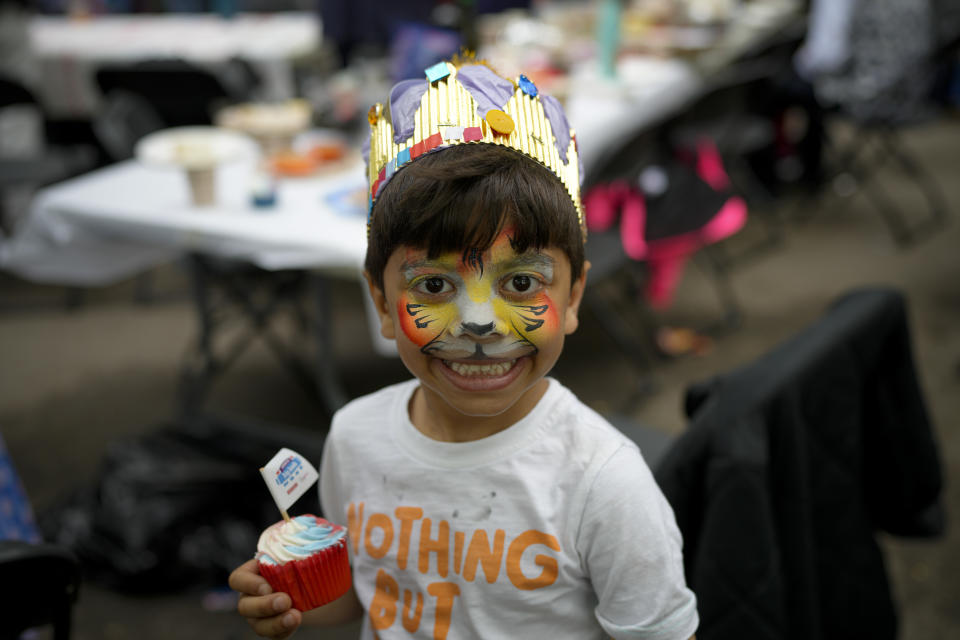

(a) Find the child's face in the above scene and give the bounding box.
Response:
[367,229,587,422]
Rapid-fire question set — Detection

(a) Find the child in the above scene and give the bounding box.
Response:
[229,60,698,640]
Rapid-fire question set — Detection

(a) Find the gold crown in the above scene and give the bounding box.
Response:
[366,61,583,229]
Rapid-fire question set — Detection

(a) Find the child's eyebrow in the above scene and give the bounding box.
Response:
[500,253,555,272]
[400,253,555,278]
[400,258,459,277]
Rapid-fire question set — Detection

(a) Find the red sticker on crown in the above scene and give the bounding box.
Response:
[463,127,483,142]
[425,132,443,151]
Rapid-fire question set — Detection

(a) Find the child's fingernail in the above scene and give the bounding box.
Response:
[273,595,287,612]
[258,583,272,596]
[283,613,296,628]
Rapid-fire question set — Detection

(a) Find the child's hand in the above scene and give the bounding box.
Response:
[229,558,303,639]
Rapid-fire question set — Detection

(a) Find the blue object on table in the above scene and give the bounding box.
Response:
[250,172,278,209]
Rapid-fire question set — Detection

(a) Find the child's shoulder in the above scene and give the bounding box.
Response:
[547,380,641,459]
[329,378,417,435]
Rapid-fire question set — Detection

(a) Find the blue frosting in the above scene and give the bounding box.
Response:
[282,516,342,554]
[258,515,345,565]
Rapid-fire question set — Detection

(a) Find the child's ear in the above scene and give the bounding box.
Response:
[563,260,590,336]
[364,271,396,340]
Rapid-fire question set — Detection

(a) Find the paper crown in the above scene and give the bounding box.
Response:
[365,60,583,230]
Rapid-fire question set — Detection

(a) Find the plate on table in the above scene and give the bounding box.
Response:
[215,100,313,153]
[135,126,259,170]
[268,129,353,178]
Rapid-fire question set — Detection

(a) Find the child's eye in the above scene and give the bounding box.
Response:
[415,277,452,296]
[511,275,532,292]
[502,274,541,296]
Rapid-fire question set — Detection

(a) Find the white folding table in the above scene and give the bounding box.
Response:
[2,154,377,417]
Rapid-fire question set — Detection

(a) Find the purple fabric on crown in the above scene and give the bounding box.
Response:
[390,78,429,144]
[369,65,576,171]
[456,64,516,120]
[540,94,571,164]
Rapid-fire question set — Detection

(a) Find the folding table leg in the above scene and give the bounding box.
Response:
[311,274,349,414]
[177,254,350,421]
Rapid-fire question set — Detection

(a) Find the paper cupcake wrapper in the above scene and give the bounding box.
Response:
[259,523,352,611]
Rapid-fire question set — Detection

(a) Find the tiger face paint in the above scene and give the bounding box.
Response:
[368,230,587,430]
[395,234,561,360]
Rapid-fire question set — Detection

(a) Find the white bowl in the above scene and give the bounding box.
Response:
[135,126,259,170]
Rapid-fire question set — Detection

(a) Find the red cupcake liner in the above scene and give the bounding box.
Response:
[258,516,352,612]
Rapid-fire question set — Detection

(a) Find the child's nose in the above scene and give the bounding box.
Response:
[461,321,495,336]
[452,299,505,338]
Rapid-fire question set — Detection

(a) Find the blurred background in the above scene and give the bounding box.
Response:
[1,0,958,638]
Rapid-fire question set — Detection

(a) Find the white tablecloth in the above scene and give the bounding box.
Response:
[29,12,320,117]
[0,154,399,353]
[2,156,369,284]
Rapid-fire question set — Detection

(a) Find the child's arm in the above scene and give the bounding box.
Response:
[229,558,363,638]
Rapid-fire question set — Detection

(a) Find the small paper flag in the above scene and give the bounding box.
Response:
[260,448,318,513]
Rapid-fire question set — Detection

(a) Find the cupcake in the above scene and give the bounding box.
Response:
[256,514,351,611]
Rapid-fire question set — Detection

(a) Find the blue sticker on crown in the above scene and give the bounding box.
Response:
[425,62,450,84]
[518,74,538,97]
[397,148,411,167]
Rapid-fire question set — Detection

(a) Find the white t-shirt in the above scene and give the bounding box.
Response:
[320,378,698,640]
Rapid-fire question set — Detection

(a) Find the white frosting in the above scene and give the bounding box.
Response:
[257,515,345,565]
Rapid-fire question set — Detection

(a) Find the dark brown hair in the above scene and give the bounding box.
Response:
[365,144,584,290]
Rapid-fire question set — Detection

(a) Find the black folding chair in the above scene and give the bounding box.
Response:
[0,541,81,640]
[801,0,953,246]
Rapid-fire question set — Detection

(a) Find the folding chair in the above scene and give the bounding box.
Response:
[0,542,81,640]
[0,433,81,640]
[655,287,944,639]
[94,59,247,129]
[0,75,98,232]
[805,0,951,246]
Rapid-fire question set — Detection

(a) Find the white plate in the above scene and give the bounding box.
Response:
[135,126,259,170]
[215,100,312,138]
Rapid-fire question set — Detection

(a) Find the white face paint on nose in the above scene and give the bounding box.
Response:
[451,294,500,338]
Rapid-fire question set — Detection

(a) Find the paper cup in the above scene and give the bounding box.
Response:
[186,167,216,206]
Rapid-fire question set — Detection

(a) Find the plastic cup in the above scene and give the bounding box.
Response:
[187,167,216,206]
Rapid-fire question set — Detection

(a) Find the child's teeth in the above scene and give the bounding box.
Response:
[448,360,516,377]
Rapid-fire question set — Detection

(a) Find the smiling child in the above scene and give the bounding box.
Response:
[229,60,698,640]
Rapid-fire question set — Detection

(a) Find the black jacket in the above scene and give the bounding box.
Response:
[655,287,944,640]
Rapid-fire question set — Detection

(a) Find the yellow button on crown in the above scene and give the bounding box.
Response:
[485,109,515,135]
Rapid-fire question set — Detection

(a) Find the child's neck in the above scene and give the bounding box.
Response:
[409,379,550,443]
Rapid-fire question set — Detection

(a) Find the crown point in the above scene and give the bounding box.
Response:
[518,74,538,97]
[485,109,515,135]
[368,103,382,126]
[425,62,451,84]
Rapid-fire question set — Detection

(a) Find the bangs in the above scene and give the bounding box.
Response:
[366,144,583,288]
